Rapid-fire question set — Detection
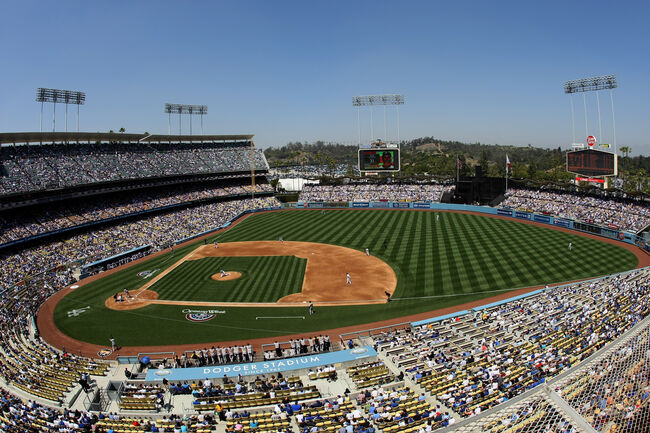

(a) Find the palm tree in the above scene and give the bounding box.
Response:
[119,127,125,133]
[620,146,631,158]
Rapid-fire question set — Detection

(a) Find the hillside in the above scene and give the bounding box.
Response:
[264,138,650,193]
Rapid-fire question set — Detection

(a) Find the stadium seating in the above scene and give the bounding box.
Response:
[0,141,268,195]
[2,154,650,433]
[501,188,650,232]
[299,184,453,202]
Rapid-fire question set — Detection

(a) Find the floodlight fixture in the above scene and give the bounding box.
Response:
[164,103,208,135]
[352,94,405,146]
[563,74,618,158]
[564,75,617,94]
[352,94,405,106]
[36,88,86,132]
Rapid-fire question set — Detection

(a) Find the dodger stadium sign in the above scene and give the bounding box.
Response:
[145,346,377,381]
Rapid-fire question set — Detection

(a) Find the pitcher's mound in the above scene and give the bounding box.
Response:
[211,271,242,281]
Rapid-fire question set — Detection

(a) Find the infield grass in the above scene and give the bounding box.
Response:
[54,209,639,346]
[151,256,306,302]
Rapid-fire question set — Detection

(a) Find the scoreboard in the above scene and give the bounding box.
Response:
[566,149,617,177]
[358,149,400,172]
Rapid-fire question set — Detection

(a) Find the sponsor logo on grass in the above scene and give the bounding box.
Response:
[137,269,159,279]
[186,313,216,322]
[184,309,226,322]
[67,306,90,317]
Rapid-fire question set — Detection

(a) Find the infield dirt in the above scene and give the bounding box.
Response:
[104,241,397,310]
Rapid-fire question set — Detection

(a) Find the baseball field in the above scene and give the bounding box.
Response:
[50,209,638,349]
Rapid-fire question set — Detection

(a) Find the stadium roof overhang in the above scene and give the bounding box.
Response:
[0,132,254,145]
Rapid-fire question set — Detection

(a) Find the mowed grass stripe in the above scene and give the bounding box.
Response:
[451,214,482,293]
[472,217,518,288]
[439,214,463,294]
[461,215,501,288]
[499,223,548,285]
[431,213,444,296]
[369,211,395,254]
[411,212,427,296]
[240,255,267,303]
[455,215,496,290]
[392,211,416,282]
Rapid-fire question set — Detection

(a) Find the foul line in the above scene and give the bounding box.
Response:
[256,316,305,320]
[134,247,202,299]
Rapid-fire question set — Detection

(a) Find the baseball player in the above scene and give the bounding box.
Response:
[568,242,572,251]
[220,269,228,277]
[309,301,314,316]
[214,241,218,249]
[365,248,370,256]
[346,273,351,285]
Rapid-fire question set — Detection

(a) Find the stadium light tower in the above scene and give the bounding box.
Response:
[36,88,86,132]
[563,75,617,153]
[164,103,208,135]
[352,94,404,145]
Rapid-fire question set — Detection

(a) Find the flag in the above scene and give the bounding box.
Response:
[506,154,511,174]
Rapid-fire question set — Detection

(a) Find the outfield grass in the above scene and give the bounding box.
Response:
[53,210,639,346]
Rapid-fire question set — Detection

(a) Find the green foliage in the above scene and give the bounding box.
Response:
[264,138,650,192]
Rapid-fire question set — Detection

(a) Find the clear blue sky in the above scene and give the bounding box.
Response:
[1,1,649,155]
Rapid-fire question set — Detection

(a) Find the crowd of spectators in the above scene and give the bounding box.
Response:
[269,164,357,179]
[373,269,650,418]
[362,386,453,429]
[501,188,650,232]
[0,183,272,246]
[299,184,453,203]
[1,196,280,291]
[555,317,650,433]
[0,387,217,432]
[0,141,268,195]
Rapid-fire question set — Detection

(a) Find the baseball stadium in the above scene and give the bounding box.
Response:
[3,3,650,431]
[1,128,650,433]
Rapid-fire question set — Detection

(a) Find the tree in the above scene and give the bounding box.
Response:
[119,127,125,133]
[478,150,489,173]
[620,146,631,159]
[527,161,537,179]
[108,129,114,134]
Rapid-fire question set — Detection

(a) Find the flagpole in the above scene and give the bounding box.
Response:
[456,155,459,183]
[504,154,508,194]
